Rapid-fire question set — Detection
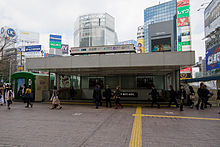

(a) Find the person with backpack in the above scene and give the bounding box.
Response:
[5,86,14,109]
[149,85,160,108]
[25,85,33,108]
[168,85,179,108]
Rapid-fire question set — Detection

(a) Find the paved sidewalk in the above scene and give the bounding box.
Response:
[0,102,220,147]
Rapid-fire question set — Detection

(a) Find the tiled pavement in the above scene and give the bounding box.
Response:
[0,102,220,147]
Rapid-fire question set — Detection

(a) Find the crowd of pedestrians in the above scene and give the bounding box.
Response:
[0,82,220,114]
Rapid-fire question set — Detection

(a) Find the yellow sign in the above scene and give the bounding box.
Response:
[18,66,24,71]
[137,39,145,53]
[180,73,191,80]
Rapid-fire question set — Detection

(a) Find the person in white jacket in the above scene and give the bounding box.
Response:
[0,87,4,105]
[5,86,14,109]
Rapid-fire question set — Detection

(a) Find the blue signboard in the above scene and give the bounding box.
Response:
[25,45,41,52]
[206,44,220,71]
[50,34,61,39]
[7,28,16,37]
[49,38,61,43]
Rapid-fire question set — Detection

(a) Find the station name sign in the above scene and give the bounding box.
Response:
[70,44,135,55]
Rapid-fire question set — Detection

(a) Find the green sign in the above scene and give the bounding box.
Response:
[182,41,191,46]
[178,42,182,51]
[177,5,190,18]
[49,42,61,49]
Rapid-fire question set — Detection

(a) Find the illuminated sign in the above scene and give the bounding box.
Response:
[177,17,189,27]
[137,39,145,53]
[177,0,189,7]
[177,5,190,18]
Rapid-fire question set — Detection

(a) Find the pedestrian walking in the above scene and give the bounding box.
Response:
[217,86,220,114]
[149,85,160,108]
[204,85,212,108]
[0,87,4,105]
[70,86,76,100]
[50,86,62,109]
[93,85,102,109]
[114,86,123,109]
[196,83,205,110]
[105,85,112,108]
[189,86,195,108]
[25,85,33,108]
[178,85,186,111]
[5,86,14,109]
[168,85,179,108]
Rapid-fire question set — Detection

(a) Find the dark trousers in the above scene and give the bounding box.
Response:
[180,99,184,111]
[168,98,179,107]
[204,97,212,108]
[7,100,12,108]
[95,99,101,108]
[151,98,160,108]
[106,98,112,107]
[196,97,204,110]
[26,98,32,107]
[115,98,122,108]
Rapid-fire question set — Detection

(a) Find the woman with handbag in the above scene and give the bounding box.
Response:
[189,86,195,108]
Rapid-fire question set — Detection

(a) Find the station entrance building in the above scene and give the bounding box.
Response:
[26,46,195,102]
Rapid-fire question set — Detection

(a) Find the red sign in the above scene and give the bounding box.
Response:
[177,17,189,27]
[177,0,189,7]
[180,67,192,73]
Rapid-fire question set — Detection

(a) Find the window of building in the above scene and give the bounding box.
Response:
[137,76,154,89]
[89,77,104,89]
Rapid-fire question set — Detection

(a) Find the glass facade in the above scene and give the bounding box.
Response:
[74,13,118,47]
[144,0,176,52]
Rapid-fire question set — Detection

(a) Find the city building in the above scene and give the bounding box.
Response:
[74,13,118,47]
[137,26,145,53]
[205,0,220,76]
[144,0,177,52]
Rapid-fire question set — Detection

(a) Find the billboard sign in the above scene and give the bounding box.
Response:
[137,39,145,53]
[177,0,189,8]
[177,5,190,18]
[25,45,41,52]
[61,44,69,54]
[20,31,39,43]
[206,44,220,71]
[177,17,189,27]
[49,34,62,49]
[151,38,171,52]
[180,73,192,80]
[177,0,191,52]
[204,0,220,37]
[180,67,192,73]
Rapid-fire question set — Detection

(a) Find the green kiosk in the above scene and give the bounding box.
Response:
[11,72,55,102]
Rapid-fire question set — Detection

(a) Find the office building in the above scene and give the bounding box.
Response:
[74,13,118,47]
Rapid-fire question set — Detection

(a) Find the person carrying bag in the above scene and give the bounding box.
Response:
[25,85,33,108]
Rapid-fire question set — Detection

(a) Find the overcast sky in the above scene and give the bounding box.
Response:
[0,0,211,60]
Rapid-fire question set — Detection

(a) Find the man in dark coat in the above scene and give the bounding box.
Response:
[168,85,179,108]
[105,85,112,108]
[149,85,160,108]
[178,85,186,111]
[93,85,102,109]
[196,83,205,110]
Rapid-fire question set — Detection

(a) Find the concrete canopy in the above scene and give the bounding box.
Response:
[26,51,195,75]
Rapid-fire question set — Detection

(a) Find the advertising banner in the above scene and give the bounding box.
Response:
[177,17,189,27]
[180,67,192,73]
[177,0,191,52]
[137,39,145,53]
[180,73,192,80]
[206,44,220,71]
[20,31,39,43]
[25,45,41,52]
[49,34,62,49]
[177,5,190,18]
[61,44,69,54]
[177,0,189,8]
[151,38,171,52]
